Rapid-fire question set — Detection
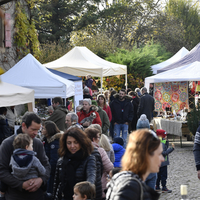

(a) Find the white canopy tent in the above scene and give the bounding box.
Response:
[1,54,75,98]
[151,47,189,74]
[0,81,35,111]
[43,46,127,90]
[145,61,200,92]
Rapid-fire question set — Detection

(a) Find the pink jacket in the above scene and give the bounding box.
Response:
[92,142,113,197]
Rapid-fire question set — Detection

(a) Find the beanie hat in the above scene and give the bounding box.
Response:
[136,114,150,130]
[114,137,124,146]
[156,129,167,138]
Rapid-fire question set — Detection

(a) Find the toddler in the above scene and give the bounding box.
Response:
[112,137,125,167]
[155,129,175,193]
[10,133,46,180]
[73,181,96,200]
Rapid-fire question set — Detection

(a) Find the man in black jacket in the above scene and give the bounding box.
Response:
[0,112,50,200]
[137,87,155,123]
[110,89,133,147]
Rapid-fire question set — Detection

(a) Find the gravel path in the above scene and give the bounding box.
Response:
[159,136,200,200]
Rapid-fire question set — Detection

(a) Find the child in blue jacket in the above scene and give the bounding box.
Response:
[156,129,175,193]
[112,137,125,167]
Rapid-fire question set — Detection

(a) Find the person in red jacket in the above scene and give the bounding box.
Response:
[77,99,102,128]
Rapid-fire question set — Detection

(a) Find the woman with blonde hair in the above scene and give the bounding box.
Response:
[106,129,164,200]
[104,90,110,105]
[99,134,115,163]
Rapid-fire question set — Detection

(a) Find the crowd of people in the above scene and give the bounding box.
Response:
[0,81,178,200]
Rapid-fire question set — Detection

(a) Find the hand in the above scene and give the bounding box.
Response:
[82,121,91,127]
[23,178,43,192]
[198,170,200,180]
[172,143,175,148]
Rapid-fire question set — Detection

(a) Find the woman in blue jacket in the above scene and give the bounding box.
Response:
[42,121,63,194]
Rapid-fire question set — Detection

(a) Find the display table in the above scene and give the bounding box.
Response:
[153,117,189,147]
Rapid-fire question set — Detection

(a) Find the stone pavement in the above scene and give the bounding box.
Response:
[159,136,200,200]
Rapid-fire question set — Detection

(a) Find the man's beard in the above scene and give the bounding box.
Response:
[65,123,70,130]
[119,96,125,100]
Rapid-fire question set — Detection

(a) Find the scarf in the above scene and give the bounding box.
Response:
[60,149,86,200]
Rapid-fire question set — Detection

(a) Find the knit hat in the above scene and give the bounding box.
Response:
[156,129,167,138]
[136,114,150,129]
[114,137,124,146]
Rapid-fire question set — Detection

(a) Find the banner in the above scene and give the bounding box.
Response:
[154,82,188,112]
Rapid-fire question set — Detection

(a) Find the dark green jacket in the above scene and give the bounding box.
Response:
[48,106,68,131]
[97,106,110,135]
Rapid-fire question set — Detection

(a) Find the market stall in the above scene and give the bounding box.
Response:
[43,46,127,91]
[1,53,75,98]
[0,81,34,111]
[145,61,200,145]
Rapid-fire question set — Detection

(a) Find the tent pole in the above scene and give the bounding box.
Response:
[125,72,127,90]
[101,70,103,94]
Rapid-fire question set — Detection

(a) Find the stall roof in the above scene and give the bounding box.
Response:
[1,53,75,98]
[0,81,34,107]
[158,42,200,73]
[48,68,82,81]
[43,46,127,77]
[151,47,189,74]
[145,61,200,91]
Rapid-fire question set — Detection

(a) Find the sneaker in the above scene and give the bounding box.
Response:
[162,187,172,193]
[155,186,161,191]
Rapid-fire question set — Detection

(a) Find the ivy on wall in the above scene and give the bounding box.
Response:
[14,1,40,59]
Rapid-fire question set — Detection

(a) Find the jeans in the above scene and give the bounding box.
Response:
[156,166,167,188]
[145,173,157,189]
[114,123,128,147]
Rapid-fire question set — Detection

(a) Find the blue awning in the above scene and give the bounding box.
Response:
[48,68,82,81]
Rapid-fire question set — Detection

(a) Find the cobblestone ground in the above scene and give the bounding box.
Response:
[159,136,200,200]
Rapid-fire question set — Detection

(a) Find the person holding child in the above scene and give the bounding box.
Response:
[155,129,175,193]
[0,112,50,200]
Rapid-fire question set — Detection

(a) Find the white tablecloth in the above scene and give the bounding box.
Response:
[153,118,187,137]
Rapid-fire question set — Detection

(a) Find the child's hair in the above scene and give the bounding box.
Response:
[111,167,121,177]
[13,133,32,149]
[99,134,111,152]
[74,181,96,200]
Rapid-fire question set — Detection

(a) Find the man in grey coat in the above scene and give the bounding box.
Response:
[0,112,50,200]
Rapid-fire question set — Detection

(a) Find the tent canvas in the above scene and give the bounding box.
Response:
[158,43,200,73]
[151,47,189,74]
[48,68,82,81]
[1,54,75,98]
[0,81,35,110]
[43,46,127,89]
[48,68,83,110]
[145,61,200,91]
